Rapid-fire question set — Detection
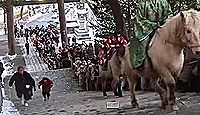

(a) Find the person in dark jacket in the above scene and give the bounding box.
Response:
[25,28,29,41]
[38,77,53,101]
[25,41,30,55]
[0,61,4,82]
[9,66,36,106]
[94,40,100,57]
[14,24,19,38]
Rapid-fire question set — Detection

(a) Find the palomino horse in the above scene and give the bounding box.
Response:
[121,10,200,110]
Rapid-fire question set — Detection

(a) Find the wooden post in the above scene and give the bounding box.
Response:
[3,8,6,34]
[58,0,68,47]
[7,0,15,55]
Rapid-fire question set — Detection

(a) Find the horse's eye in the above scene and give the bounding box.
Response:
[187,30,191,33]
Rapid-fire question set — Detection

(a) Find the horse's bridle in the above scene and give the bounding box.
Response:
[164,40,200,49]
[164,40,188,48]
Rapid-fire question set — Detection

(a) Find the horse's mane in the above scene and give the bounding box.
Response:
[155,10,200,41]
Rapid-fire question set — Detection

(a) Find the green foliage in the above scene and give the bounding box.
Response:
[87,0,139,38]
[0,0,24,7]
[168,0,197,15]
[88,0,116,37]
[12,0,24,6]
[0,0,7,9]
[119,0,138,39]
[88,0,198,38]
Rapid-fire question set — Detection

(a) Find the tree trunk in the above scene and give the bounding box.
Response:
[3,8,6,34]
[107,0,125,34]
[20,5,24,20]
[127,0,131,38]
[6,0,15,55]
[58,0,67,47]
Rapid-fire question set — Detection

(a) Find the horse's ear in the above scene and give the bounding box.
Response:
[180,12,186,24]
[180,12,184,18]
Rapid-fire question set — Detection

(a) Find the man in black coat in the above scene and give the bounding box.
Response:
[9,66,36,106]
[25,41,30,55]
[25,28,29,41]
[0,61,4,82]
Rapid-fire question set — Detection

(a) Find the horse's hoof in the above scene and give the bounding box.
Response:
[160,105,167,109]
[131,102,139,108]
[114,93,118,96]
[103,92,107,97]
[160,103,167,109]
[116,95,123,98]
[171,105,179,111]
[118,95,123,98]
[103,96,108,99]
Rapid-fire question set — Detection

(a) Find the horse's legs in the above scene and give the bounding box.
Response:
[127,73,139,108]
[162,74,177,109]
[159,69,180,111]
[102,77,107,96]
[111,78,119,96]
[117,78,123,97]
[150,77,168,108]
[111,69,123,97]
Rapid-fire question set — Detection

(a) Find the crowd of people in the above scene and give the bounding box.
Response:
[15,24,72,69]
[14,23,104,90]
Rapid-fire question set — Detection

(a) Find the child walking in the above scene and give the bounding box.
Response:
[38,77,53,101]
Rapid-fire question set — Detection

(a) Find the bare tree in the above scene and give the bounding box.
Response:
[6,0,15,55]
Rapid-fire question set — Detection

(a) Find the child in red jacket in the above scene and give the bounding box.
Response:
[38,77,53,101]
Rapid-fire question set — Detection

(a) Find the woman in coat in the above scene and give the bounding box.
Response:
[9,66,36,106]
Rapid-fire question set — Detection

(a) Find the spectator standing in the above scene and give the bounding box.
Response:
[0,61,4,82]
[25,41,30,55]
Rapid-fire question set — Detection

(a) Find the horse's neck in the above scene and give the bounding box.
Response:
[156,18,184,54]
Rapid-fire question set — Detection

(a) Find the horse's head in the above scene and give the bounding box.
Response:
[180,10,200,55]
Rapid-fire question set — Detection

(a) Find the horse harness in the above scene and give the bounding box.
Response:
[164,40,188,49]
[164,40,200,49]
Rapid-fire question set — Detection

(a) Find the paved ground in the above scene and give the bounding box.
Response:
[0,35,9,56]
[4,68,200,115]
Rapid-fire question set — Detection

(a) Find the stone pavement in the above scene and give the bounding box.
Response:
[0,35,9,56]
[0,35,23,115]
[4,68,200,115]
[0,35,25,67]
[15,34,49,72]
